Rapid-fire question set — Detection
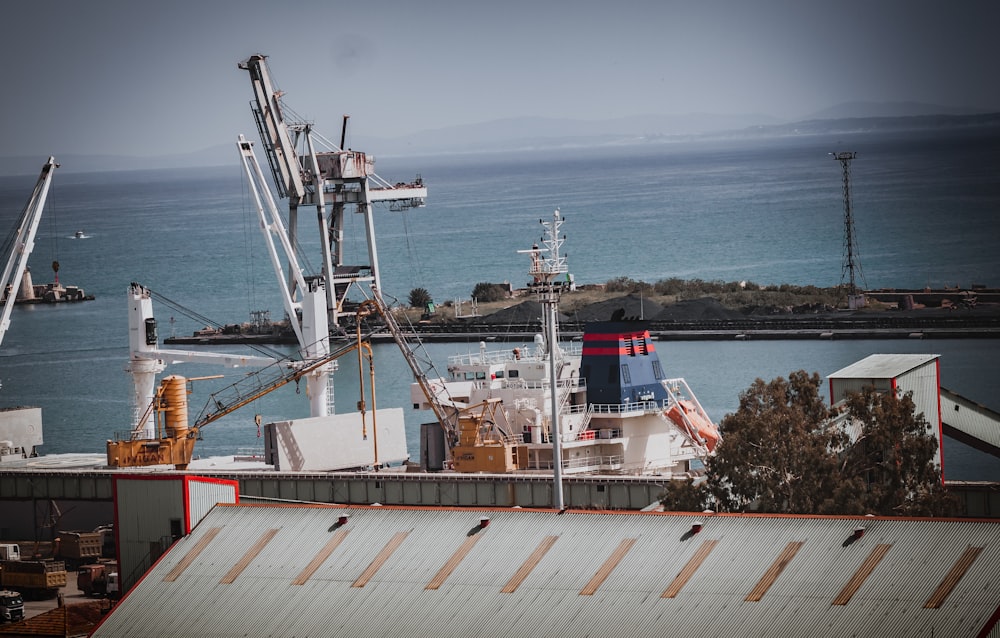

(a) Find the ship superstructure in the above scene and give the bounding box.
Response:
[411,213,719,476]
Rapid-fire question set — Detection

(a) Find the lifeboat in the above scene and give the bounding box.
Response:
[666,400,720,452]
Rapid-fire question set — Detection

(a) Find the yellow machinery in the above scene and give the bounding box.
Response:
[107,339,372,470]
[106,375,202,469]
[450,399,526,473]
[358,293,526,473]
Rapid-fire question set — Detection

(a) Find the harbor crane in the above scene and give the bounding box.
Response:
[238,54,427,329]
[0,158,57,348]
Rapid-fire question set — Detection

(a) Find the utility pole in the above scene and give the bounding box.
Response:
[830,151,867,309]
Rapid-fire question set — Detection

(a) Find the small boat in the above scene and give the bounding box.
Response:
[74,230,86,239]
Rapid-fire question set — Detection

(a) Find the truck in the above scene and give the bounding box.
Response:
[55,531,104,568]
[77,562,118,598]
[0,558,67,600]
[0,589,24,623]
[0,545,19,562]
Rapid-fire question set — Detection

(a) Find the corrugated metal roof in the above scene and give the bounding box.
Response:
[91,504,1000,638]
[828,353,939,380]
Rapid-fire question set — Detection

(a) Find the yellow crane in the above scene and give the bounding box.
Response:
[106,337,374,470]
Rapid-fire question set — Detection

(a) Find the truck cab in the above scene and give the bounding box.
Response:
[0,545,20,562]
[0,589,24,623]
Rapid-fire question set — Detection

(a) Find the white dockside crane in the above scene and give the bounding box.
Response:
[125,282,275,440]
[237,135,335,418]
[0,158,57,348]
[238,53,427,329]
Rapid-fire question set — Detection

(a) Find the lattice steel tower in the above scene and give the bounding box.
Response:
[830,151,867,306]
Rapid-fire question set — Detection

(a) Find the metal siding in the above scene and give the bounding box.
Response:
[186,479,237,528]
[942,389,1000,451]
[92,507,1000,638]
[116,478,186,591]
[898,363,941,431]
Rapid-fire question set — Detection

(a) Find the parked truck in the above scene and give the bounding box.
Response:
[0,589,24,623]
[55,531,104,569]
[0,556,67,600]
[77,562,119,598]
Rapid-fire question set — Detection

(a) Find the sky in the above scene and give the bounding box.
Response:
[2,0,999,158]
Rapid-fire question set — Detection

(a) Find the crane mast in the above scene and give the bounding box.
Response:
[0,157,58,348]
[237,54,427,329]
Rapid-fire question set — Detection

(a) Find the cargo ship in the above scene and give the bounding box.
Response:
[410,210,720,477]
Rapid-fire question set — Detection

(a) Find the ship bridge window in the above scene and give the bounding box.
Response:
[494,370,504,379]
[476,371,487,380]
[464,372,476,380]
[508,369,519,378]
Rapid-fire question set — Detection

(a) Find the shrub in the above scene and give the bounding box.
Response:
[472,282,510,303]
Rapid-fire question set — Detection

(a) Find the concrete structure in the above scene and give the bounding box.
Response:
[91,503,1000,637]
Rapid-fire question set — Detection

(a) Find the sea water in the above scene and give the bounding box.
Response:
[0,127,997,481]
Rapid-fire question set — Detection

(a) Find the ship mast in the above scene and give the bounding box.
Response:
[520,209,570,509]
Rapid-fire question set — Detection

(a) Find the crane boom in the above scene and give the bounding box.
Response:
[0,157,57,347]
[357,291,459,434]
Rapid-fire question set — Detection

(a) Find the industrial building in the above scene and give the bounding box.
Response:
[90,498,1000,637]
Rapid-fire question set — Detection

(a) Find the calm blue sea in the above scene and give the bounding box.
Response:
[1,127,998,481]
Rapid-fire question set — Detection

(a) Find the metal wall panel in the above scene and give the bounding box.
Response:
[187,479,237,528]
[115,477,186,592]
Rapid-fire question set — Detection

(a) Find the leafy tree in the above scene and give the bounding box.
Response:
[702,371,846,514]
[835,386,956,516]
[661,371,956,516]
[471,282,509,303]
[408,287,432,309]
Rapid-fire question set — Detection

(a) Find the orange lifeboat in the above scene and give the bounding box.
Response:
[666,400,720,452]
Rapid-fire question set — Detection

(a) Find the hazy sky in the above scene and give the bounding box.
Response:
[3,0,998,157]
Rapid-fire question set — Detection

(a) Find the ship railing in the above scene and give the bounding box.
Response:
[234,446,266,461]
[590,400,662,416]
[447,342,582,366]
[524,454,624,472]
[498,433,524,445]
[471,376,585,393]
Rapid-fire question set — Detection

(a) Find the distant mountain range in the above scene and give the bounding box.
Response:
[2,102,997,175]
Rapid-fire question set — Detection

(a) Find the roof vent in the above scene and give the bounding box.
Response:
[338,515,350,526]
[691,521,703,534]
[479,517,490,529]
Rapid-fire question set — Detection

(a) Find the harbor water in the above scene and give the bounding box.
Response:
[0,126,998,481]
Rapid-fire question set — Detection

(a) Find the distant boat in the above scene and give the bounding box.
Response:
[74,230,88,239]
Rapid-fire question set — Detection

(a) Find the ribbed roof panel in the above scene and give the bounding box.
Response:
[92,505,1000,638]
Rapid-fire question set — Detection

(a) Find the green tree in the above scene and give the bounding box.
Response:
[408,287,432,309]
[702,371,846,514]
[835,386,956,516]
[471,282,508,303]
[661,371,956,516]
